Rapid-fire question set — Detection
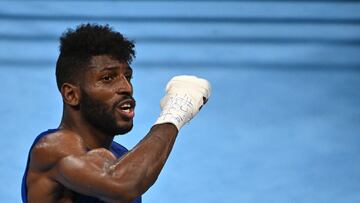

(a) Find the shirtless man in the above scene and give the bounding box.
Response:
[21,24,211,203]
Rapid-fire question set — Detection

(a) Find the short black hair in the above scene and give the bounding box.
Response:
[55,23,135,90]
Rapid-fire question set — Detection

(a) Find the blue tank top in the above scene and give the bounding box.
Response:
[21,129,142,203]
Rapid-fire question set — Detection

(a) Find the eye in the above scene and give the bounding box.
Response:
[125,74,133,81]
[102,75,115,81]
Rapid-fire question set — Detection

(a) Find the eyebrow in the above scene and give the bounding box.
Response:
[99,65,132,72]
[100,66,118,71]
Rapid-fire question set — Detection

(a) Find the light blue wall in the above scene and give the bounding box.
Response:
[0,1,359,202]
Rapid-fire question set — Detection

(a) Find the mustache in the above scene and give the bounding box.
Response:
[112,94,136,109]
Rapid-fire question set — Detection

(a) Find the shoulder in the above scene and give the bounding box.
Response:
[29,130,87,172]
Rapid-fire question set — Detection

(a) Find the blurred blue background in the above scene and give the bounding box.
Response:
[0,1,360,202]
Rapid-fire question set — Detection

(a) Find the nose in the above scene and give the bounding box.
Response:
[116,75,133,95]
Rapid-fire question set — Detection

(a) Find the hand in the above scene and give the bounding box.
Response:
[155,75,211,130]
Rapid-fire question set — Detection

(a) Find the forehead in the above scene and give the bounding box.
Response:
[87,55,131,73]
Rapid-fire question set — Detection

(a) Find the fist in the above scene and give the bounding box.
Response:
[162,75,211,110]
[155,75,211,130]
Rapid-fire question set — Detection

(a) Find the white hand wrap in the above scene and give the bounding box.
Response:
[154,75,211,130]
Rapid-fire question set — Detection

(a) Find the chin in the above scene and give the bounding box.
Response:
[114,121,133,135]
[115,127,133,135]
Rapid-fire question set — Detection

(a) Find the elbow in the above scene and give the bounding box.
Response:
[103,192,138,203]
[104,181,144,203]
[117,189,140,203]
[105,167,160,202]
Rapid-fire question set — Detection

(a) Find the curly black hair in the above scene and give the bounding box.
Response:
[55,23,135,90]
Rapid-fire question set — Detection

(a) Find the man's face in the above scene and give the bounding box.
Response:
[79,55,135,136]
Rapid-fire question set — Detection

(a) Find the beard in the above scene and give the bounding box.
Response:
[80,89,133,136]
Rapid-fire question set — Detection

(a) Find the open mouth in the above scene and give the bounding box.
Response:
[116,99,135,118]
[119,102,132,113]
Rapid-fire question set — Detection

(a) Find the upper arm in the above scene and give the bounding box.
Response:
[54,149,131,201]
[30,132,135,202]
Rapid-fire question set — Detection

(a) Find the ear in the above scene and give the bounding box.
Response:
[61,83,80,106]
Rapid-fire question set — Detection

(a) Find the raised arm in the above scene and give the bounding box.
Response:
[52,75,211,202]
[53,124,176,202]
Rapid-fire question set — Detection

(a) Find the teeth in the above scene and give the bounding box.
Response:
[121,103,131,108]
[122,109,131,113]
[119,102,133,114]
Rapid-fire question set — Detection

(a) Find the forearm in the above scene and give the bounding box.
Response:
[109,123,178,198]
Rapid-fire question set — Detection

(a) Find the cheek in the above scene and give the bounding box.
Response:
[88,87,117,103]
[83,82,121,107]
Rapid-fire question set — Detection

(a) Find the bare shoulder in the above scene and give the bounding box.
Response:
[29,130,87,172]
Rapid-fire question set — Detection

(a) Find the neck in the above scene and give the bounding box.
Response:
[59,108,114,150]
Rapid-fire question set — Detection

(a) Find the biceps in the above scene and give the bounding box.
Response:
[53,154,126,201]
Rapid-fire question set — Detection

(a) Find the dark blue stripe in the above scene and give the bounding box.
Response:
[0,14,359,25]
[1,34,360,46]
[1,59,360,71]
